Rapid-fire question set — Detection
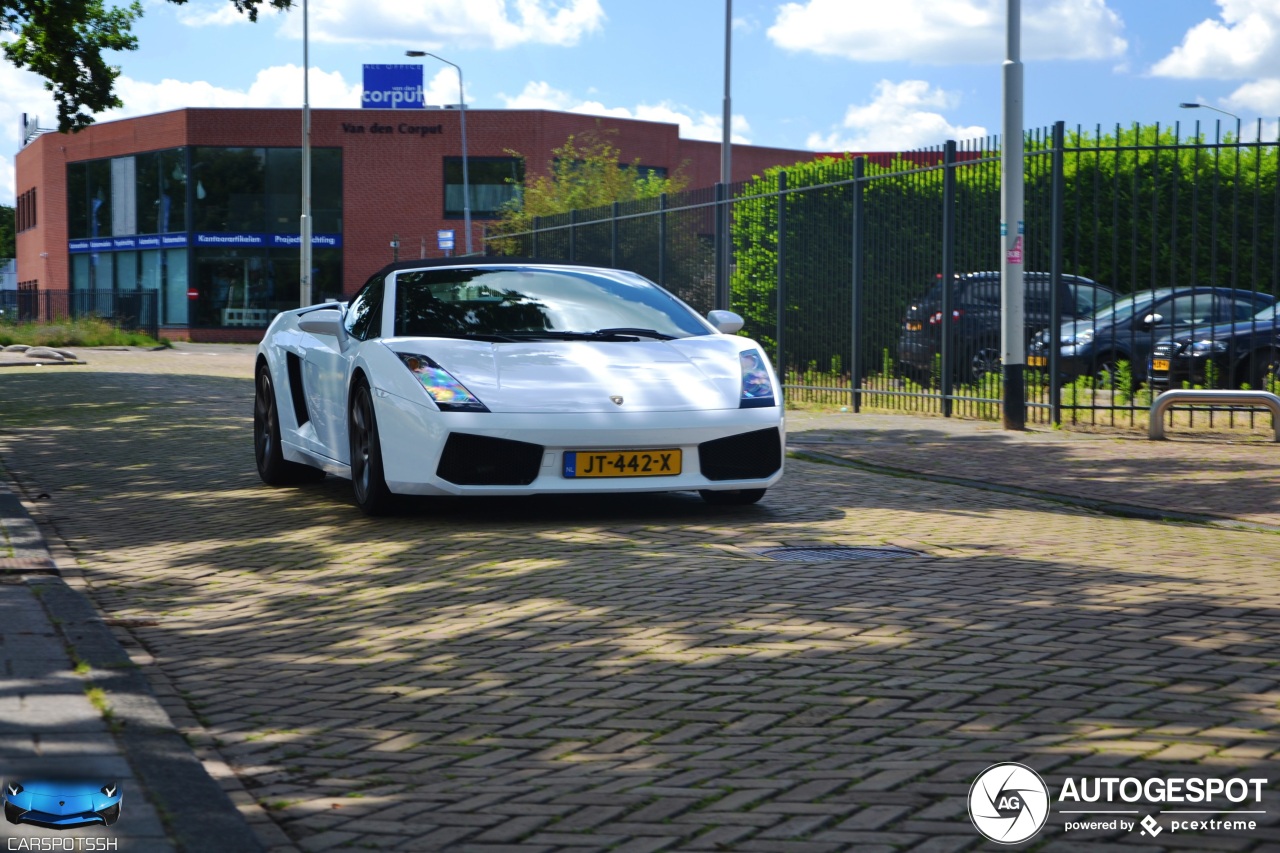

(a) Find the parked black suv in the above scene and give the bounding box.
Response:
[898,271,1115,384]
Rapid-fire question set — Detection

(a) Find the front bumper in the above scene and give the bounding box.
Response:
[374,394,786,496]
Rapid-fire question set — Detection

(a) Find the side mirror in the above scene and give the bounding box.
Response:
[298,308,344,338]
[1138,312,1163,331]
[707,310,744,334]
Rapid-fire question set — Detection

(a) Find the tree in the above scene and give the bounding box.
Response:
[3,0,292,132]
[0,205,13,258]
[489,128,688,251]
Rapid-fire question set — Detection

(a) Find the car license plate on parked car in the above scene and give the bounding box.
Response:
[563,449,682,478]
[1027,355,1047,367]
[1151,358,1170,372]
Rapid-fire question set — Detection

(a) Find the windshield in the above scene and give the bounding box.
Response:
[1253,303,1280,322]
[1087,291,1170,325]
[392,267,712,339]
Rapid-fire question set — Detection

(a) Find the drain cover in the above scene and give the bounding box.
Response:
[754,545,923,562]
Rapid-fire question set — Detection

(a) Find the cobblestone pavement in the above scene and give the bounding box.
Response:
[1,345,1279,852]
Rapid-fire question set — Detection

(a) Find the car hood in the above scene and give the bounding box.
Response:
[382,337,750,413]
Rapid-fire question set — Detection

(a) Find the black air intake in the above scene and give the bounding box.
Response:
[436,433,544,485]
[699,428,782,481]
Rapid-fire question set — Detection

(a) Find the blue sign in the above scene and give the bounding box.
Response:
[69,233,188,253]
[437,229,455,250]
[362,64,424,110]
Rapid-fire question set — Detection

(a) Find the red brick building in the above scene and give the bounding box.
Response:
[13,107,820,341]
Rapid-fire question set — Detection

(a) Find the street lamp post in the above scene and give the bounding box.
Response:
[407,50,471,255]
[300,0,312,307]
[1179,102,1241,123]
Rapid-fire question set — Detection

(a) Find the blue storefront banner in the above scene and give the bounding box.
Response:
[69,233,188,253]
[68,233,341,253]
[362,64,424,109]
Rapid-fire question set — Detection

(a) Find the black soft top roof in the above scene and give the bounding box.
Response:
[365,256,609,283]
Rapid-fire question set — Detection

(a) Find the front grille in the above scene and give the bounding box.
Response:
[1152,342,1176,357]
[699,427,782,481]
[436,433,544,485]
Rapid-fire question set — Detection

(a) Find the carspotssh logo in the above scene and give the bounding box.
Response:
[969,763,1050,844]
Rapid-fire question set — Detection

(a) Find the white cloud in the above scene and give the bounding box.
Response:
[0,59,58,205]
[101,64,361,117]
[172,0,281,27]
[806,80,988,151]
[767,0,1126,63]
[499,81,752,143]
[267,0,603,50]
[423,68,465,107]
[1225,78,1280,114]
[1151,0,1280,79]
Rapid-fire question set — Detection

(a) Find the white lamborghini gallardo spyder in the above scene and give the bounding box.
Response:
[254,259,784,514]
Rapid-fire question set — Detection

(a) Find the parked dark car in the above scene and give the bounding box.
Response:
[1148,302,1280,391]
[898,271,1115,384]
[1027,287,1276,385]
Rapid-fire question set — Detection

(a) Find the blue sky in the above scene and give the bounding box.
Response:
[5,0,1280,204]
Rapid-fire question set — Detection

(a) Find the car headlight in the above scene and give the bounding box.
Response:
[5,782,22,797]
[396,353,489,412]
[1189,339,1228,354]
[739,349,776,408]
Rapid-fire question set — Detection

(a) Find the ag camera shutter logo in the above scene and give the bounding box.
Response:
[969,762,1050,843]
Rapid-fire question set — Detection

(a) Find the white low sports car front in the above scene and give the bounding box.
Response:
[254,259,785,514]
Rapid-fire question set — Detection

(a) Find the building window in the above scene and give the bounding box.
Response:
[16,189,36,232]
[190,246,342,328]
[444,156,524,219]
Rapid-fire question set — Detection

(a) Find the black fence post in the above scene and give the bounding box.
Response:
[569,209,577,262]
[610,202,620,268]
[714,183,728,311]
[940,139,957,417]
[1049,120,1065,427]
[851,157,866,413]
[775,170,787,378]
[532,215,541,258]
[658,193,667,286]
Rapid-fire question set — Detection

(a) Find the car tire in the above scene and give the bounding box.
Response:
[1247,349,1280,392]
[1092,353,1121,390]
[699,488,766,506]
[967,348,1002,383]
[99,803,120,826]
[254,363,325,486]
[4,802,22,824]
[349,378,395,516]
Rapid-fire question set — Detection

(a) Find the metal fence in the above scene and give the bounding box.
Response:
[488,119,1280,427]
[0,289,160,340]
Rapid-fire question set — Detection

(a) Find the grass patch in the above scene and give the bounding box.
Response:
[0,316,166,348]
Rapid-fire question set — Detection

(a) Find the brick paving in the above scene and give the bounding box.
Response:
[0,345,1278,852]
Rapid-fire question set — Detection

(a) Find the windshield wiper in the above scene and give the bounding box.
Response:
[588,328,675,340]
[408,331,523,342]
[497,329,676,341]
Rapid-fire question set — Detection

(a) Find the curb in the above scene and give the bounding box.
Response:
[786,445,1280,535]
[1,481,266,853]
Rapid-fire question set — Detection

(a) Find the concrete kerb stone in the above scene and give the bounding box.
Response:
[786,445,1280,535]
[0,478,266,853]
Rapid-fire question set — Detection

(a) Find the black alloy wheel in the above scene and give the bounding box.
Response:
[254,363,325,486]
[349,379,395,515]
[699,488,767,506]
[1248,349,1280,392]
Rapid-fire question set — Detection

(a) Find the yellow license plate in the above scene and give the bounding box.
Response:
[564,449,682,478]
[1027,355,1047,367]
[905,322,923,331]
[1152,358,1170,372]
